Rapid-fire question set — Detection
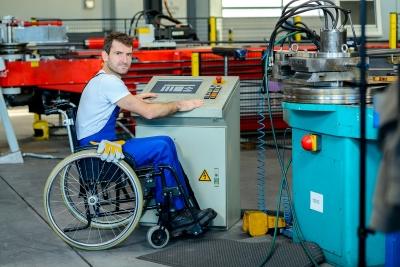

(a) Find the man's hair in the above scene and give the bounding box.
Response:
[103,32,133,54]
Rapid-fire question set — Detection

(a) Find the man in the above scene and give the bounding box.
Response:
[76,32,215,228]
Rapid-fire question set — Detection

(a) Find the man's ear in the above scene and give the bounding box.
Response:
[101,51,108,62]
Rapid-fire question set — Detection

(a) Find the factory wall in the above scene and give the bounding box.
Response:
[0,0,397,41]
[0,0,103,20]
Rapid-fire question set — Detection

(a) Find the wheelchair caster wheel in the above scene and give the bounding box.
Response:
[147,226,170,249]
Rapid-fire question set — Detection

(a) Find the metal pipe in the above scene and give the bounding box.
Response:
[6,25,12,43]
[224,56,228,76]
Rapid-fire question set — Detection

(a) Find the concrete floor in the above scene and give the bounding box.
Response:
[0,106,325,267]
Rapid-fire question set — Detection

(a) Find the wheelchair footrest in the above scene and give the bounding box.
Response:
[168,208,217,237]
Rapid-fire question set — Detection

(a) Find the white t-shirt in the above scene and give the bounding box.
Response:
[76,70,130,140]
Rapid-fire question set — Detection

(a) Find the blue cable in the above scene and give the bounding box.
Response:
[256,87,267,211]
[256,46,272,211]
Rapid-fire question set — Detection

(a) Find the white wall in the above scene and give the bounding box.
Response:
[0,0,102,20]
[115,0,143,19]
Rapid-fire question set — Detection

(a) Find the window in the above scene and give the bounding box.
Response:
[222,0,323,18]
[337,0,382,37]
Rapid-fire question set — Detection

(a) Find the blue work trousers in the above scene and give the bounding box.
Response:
[79,108,188,210]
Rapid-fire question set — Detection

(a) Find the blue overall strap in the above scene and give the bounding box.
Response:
[79,106,120,146]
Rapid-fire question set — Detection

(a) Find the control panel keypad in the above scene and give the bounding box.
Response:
[204,85,222,99]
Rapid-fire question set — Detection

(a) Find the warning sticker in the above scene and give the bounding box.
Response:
[199,170,211,182]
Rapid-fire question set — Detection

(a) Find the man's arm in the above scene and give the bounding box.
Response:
[116,93,203,119]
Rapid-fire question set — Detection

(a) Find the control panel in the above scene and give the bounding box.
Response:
[141,76,240,118]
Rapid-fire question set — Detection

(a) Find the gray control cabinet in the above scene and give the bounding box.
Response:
[136,76,240,229]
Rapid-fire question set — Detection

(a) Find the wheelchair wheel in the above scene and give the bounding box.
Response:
[60,163,131,229]
[147,225,170,249]
[44,149,143,250]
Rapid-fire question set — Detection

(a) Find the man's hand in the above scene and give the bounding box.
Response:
[176,99,204,112]
[91,140,126,163]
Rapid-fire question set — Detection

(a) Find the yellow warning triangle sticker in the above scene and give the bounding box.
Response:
[199,169,211,182]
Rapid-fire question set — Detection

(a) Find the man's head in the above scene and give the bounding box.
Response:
[102,32,133,76]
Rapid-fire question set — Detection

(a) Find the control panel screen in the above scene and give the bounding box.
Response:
[150,80,202,94]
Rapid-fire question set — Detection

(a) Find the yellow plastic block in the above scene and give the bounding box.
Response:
[242,210,268,237]
[267,214,286,229]
[243,210,287,237]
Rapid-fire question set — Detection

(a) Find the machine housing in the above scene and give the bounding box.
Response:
[136,76,241,229]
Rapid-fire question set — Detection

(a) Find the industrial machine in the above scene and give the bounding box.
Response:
[267,1,399,266]
[129,10,198,49]
[273,28,399,267]
[136,76,241,229]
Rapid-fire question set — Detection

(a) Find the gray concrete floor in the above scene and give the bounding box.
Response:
[0,106,325,267]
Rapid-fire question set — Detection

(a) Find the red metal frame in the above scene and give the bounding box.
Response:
[0,58,102,93]
[12,43,397,131]
[0,41,391,132]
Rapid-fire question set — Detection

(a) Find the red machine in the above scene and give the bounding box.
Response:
[0,34,275,132]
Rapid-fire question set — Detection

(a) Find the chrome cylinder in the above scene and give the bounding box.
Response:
[6,25,13,43]
[320,29,347,53]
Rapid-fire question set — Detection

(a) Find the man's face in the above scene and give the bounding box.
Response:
[102,40,132,76]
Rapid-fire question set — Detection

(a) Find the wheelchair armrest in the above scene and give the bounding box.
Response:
[74,145,97,152]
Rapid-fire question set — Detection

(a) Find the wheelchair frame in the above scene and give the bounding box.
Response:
[43,102,212,250]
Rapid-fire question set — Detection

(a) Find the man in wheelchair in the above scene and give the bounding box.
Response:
[75,32,216,243]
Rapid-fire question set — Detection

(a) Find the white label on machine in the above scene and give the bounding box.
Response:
[310,191,324,213]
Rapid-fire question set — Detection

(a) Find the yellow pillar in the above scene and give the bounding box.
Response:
[294,16,302,42]
[389,12,398,49]
[191,52,199,76]
[209,16,217,46]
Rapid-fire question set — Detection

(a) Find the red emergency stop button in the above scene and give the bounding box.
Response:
[301,134,320,152]
[215,76,223,83]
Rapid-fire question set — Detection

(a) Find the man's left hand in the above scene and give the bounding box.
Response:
[91,140,126,163]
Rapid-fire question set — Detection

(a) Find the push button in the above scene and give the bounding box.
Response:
[215,76,223,84]
[301,134,320,152]
[210,92,218,99]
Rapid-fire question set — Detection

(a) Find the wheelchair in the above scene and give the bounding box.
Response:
[43,101,216,250]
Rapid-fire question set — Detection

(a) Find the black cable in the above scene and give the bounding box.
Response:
[128,11,143,36]
[281,0,346,29]
[133,13,145,37]
[315,1,338,29]
[268,4,349,54]
[282,21,321,47]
